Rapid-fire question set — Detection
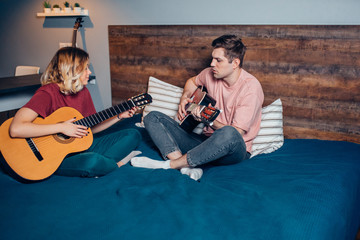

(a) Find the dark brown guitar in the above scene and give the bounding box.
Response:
[179,86,221,133]
[72,17,83,47]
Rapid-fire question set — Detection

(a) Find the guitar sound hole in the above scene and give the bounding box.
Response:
[53,133,75,144]
[57,133,70,140]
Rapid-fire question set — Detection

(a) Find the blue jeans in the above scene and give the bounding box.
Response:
[144,111,249,167]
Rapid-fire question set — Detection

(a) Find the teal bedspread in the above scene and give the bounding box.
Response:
[1,116,359,240]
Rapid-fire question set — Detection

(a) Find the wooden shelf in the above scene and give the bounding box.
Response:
[0,74,96,94]
[37,9,89,17]
[0,74,41,94]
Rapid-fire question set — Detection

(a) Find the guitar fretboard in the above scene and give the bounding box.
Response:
[74,99,135,128]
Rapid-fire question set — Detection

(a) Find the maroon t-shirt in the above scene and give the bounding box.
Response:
[23,83,96,118]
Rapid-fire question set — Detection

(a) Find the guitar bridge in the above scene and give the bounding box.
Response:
[26,138,44,161]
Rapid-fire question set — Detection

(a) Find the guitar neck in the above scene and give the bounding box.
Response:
[72,29,77,47]
[74,99,135,128]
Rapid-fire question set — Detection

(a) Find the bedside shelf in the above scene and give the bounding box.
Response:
[0,74,41,94]
[37,9,89,17]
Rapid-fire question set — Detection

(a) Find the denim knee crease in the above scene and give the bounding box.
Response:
[186,126,246,167]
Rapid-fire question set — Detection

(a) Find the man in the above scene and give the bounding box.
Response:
[131,35,264,180]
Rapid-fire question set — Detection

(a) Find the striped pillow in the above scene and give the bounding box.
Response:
[140,76,183,125]
[250,99,284,158]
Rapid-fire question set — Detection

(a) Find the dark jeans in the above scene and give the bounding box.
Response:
[144,111,249,167]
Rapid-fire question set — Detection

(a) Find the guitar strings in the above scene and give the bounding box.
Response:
[29,104,131,148]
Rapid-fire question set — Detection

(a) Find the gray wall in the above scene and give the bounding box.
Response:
[0,0,359,111]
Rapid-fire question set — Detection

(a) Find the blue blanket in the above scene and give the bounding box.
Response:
[1,116,359,240]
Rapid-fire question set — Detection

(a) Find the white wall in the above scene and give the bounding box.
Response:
[0,0,359,111]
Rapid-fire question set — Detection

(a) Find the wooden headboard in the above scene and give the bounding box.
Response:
[108,25,360,143]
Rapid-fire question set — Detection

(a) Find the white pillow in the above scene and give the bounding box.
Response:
[139,76,283,157]
[250,99,284,158]
[137,76,183,127]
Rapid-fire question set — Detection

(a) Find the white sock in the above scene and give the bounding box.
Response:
[131,157,171,169]
[119,150,142,165]
[180,167,203,181]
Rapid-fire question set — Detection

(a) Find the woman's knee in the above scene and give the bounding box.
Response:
[116,128,142,149]
[127,128,142,142]
[56,153,117,177]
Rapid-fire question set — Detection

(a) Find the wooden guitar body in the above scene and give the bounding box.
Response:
[0,93,152,181]
[180,86,220,133]
[0,107,93,181]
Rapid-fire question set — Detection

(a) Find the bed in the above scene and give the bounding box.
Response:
[1,116,360,239]
[1,25,360,240]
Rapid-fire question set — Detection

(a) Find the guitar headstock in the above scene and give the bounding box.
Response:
[73,17,84,30]
[131,93,153,109]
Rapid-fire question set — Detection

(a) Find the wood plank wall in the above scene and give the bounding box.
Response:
[108,25,360,143]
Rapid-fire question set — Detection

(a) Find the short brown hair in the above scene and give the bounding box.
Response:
[212,35,246,67]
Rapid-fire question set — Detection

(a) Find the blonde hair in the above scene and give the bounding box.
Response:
[40,47,89,95]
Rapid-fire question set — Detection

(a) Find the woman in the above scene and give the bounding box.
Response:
[9,47,141,178]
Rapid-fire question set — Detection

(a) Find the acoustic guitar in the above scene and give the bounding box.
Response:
[179,86,220,133]
[72,17,83,47]
[0,93,152,181]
